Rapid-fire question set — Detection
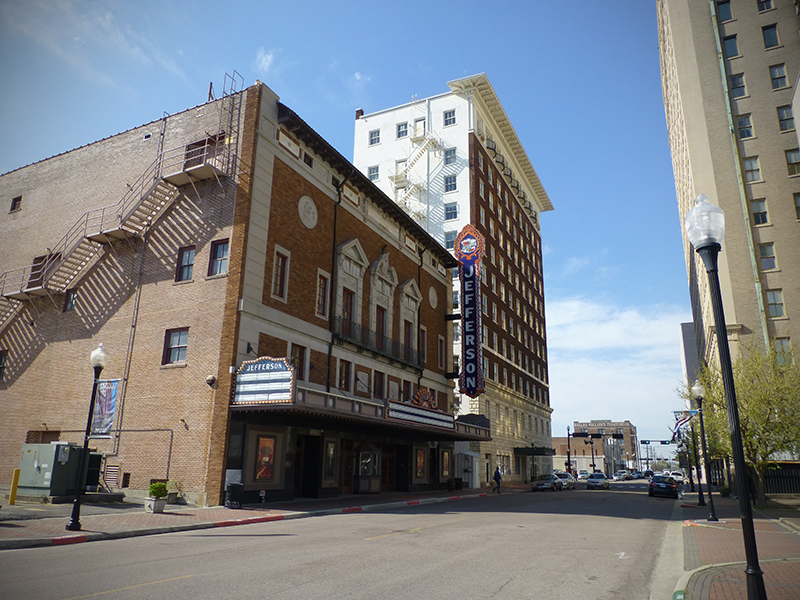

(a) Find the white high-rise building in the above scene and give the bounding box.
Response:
[353,74,556,484]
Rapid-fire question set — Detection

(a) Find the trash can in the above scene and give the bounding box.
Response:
[225,483,243,508]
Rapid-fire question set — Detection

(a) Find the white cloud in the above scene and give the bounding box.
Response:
[255,48,275,74]
[546,297,692,441]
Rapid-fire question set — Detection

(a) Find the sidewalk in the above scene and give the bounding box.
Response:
[1,486,799,599]
[679,492,800,600]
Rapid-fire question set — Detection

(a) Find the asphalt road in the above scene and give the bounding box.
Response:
[0,481,677,600]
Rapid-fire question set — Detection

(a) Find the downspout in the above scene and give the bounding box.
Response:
[326,170,355,392]
[708,0,771,350]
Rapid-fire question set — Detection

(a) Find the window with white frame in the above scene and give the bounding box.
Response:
[444,148,456,165]
[396,122,408,138]
[758,243,776,270]
[778,106,794,131]
[770,64,787,89]
[766,289,784,317]
[737,114,753,139]
[744,157,761,182]
[443,110,456,127]
[368,165,379,181]
[369,129,380,145]
[786,149,800,176]
[751,199,768,225]
[445,231,456,249]
[445,203,458,220]
[444,175,457,193]
[774,338,791,365]
[730,73,746,96]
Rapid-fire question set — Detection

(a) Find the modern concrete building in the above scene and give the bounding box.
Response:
[352,74,554,485]
[0,75,490,505]
[658,0,800,366]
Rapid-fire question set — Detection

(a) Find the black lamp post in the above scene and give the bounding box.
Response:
[685,195,765,599]
[584,439,596,472]
[691,380,718,521]
[566,427,572,476]
[66,344,110,532]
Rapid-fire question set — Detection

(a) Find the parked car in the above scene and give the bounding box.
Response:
[649,475,680,498]
[613,470,630,481]
[577,470,590,480]
[631,471,643,479]
[532,473,563,492]
[586,472,609,490]
[670,471,685,483]
[555,472,576,489]
[644,470,654,478]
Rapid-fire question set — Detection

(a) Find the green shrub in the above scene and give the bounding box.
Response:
[719,484,730,497]
[149,482,168,499]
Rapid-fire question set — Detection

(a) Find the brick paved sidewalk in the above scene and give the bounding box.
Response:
[681,494,800,600]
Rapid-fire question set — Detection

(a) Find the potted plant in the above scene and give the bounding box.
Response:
[145,482,168,513]
[166,479,182,504]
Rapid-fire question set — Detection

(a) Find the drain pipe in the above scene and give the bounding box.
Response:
[326,170,355,392]
[708,0,770,350]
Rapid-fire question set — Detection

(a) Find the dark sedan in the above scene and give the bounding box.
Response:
[648,475,680,499]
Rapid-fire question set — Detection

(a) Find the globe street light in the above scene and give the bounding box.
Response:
[685,195,766,599]
[66,344,110,532]
[691,380,718,521]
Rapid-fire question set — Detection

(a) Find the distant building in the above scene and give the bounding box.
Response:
[572,420,640,476]
[0,76,490,505]
[352,74,554,484]
[658,0,800,367]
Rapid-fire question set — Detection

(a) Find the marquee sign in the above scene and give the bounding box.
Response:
[454,224,485,398]
[233,357,295,405]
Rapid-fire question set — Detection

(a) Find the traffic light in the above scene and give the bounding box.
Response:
[660,440,672,445]
[640,440,650,445]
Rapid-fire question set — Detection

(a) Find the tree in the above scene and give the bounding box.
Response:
[692,342,800,508]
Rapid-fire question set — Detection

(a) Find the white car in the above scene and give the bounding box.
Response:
[670,470,685,483]
[586,472,609,490]
[577,470,590,480]
[613,470,630,481]
[555,472,576,489]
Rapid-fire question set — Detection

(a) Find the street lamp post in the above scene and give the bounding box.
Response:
[66,344,110,532]
[691,380,718,521]
[566,427,572,476]
[690,422,703,502]
[584,439,596,472]
[685,195,766,599]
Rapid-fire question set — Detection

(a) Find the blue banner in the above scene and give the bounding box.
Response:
[454,225,485,398]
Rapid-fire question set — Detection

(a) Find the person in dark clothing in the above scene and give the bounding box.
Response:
[493,467,502,494]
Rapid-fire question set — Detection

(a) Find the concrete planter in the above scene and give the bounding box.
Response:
[144,497,167,513]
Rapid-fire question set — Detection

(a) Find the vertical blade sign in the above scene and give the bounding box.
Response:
[454,224,485,398]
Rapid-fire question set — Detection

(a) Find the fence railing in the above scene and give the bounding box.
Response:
[333,316,424,369]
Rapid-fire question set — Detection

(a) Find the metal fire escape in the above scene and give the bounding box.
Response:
[389,125,441,226]
[0,72,244,333]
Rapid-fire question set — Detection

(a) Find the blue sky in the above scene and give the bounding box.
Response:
[0,0,692,451]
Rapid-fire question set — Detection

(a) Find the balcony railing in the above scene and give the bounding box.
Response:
[333,316,424,369]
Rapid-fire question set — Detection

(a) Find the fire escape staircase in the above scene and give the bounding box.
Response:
[0,73,243,333]
[389,131,441,226]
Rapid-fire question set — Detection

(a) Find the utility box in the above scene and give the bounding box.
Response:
[17,443,101,497]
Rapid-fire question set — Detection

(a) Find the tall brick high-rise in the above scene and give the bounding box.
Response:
[658,0,800,366]
[0,76,489,505]
[352,74,554,486]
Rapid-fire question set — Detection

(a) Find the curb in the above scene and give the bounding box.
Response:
[0,491,492,551]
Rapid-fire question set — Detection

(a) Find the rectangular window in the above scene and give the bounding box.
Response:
[479,206,485,226]
[751,199,768,225]
[316,272,329,318]
[10,195,22,212]
[419,328,427,364]
[444,148,457,165]
[0,349,7,381]
[369,129,380,146]
[744,157,761,182]
[339,360,351,391]
[762,25,779,49]
[758,243,776,270]
[396,122,407,138]
[290,344,306,380]
[445,203,458,220]
[771,64,787,89]
[778,106,794,131]
[272,249,290,300]
[444,175,457,192]
[373,370,384,399]
[766,289,784,317]
[452,290,459,310]
[786,149,800,175]
[175,246,195,282]
[368,165,379,181]
[795,193,800,219]
[303,151,314,168]
[758,0,772,10]
[737,114,753,139]
[775,338,791,365]
[445,231,456,250]
[443,109,456,127]
[63,289,77,312]
[723,35,739,59]
[208,239,229,276]
[376,305,386,350]
[730,74,746,98]
[438,336,445,370]
[717,1,732,21]
[163,328,189,364]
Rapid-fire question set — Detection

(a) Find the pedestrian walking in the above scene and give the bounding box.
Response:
[493,467,502,494]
